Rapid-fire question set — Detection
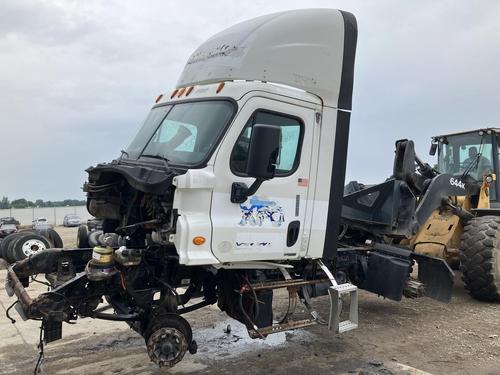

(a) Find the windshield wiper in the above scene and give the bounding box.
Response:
[461,153,480,179]
[119,149,130,160]
[461,136,485,180]
[141,154,171,170]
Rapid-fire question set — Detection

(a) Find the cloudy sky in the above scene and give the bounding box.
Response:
[1,0,500,201]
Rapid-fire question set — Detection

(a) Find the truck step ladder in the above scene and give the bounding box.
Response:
[317,260,359,333]
[328,283,358,333]
[246,262,358,338]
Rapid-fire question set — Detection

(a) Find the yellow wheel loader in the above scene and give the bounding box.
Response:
[414,129,500,301]
[342,129,500,302]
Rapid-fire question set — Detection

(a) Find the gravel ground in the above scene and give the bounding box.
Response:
[0,227,498,375]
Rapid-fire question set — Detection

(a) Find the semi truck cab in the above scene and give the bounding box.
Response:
[92,8,357,267]
[124,82,328,265]
[6,9,456,369]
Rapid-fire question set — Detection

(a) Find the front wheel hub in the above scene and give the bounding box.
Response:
[147,327,188,367]
[144,313,194,368]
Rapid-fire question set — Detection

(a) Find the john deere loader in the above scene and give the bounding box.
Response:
[342,129,500,302]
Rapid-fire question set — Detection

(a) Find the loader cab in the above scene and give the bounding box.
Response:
[432,128,500,202]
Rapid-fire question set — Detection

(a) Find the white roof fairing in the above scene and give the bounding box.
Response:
[177,9,354,109]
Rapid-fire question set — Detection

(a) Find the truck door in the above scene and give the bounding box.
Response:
[211,97,316,263]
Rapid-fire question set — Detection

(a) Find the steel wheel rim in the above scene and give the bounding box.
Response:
[21,239,46,256]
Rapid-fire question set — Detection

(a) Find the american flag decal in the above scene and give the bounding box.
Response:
[298,178,309,187]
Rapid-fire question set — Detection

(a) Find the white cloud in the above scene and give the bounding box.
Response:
[0,0,499,200]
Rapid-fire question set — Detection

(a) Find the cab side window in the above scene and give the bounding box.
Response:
[230,111,303,176]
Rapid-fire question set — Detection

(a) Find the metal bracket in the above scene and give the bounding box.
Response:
[14,302,28,321]
[328,283,358,333]
[5,278,14,297]
[317,260,358,333]
[43,319,63,343]
[317,259,338,286]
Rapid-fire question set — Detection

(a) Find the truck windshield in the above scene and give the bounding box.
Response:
[125,100,235,166]
[437,132,493,180]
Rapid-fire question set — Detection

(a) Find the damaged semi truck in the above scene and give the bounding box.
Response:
[4,9,471,368]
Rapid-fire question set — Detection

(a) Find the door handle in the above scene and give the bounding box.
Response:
[287,220,300,247]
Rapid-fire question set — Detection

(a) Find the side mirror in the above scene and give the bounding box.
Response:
[230,124,281,204]
[429,142,438,156]
[246,124,281,179]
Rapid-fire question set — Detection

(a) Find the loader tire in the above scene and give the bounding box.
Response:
[460,216,500,302]
[77,225,89,248]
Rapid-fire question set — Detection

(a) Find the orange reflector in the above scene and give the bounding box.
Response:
[177,87,186,97]
[155,94,163,103]
[185,86,194,96]
[216,82,225,93]
[193,236,206,246]
[170,89,179,98]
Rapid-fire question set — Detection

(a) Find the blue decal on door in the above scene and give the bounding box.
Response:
[239,196,285,227]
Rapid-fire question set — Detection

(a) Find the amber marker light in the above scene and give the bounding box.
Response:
[155,94,163,103]
[216,82,225,93]
[170,89,179,98]
[192,236,206,246]
[177,87,186,97]
[185,86,194,96]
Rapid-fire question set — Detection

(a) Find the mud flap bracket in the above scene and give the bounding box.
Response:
[43,319,63,343]
[412,252,454,302]
[369,243,454,302]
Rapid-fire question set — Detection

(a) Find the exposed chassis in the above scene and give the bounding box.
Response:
[3,241,454,365]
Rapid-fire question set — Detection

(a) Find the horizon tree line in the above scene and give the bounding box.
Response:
[0,197,86,209]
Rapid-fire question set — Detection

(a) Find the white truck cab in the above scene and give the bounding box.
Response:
[141,8,357,266]
[6,9,459,369]
[6,9,377,369]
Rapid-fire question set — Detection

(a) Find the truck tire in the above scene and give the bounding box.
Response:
[0,238,4,260]
[1,233,20,263]
[49,229,64,248]
[77,225,90,248]
[8,233,50,262]
[97,232,106,246]
[88,230,103,248]
[460,216,500,302]
[37,228,64,248]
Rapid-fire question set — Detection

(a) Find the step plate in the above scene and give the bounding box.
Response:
[328,283,358,333]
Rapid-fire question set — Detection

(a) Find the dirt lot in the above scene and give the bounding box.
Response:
[0,227,498,375]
